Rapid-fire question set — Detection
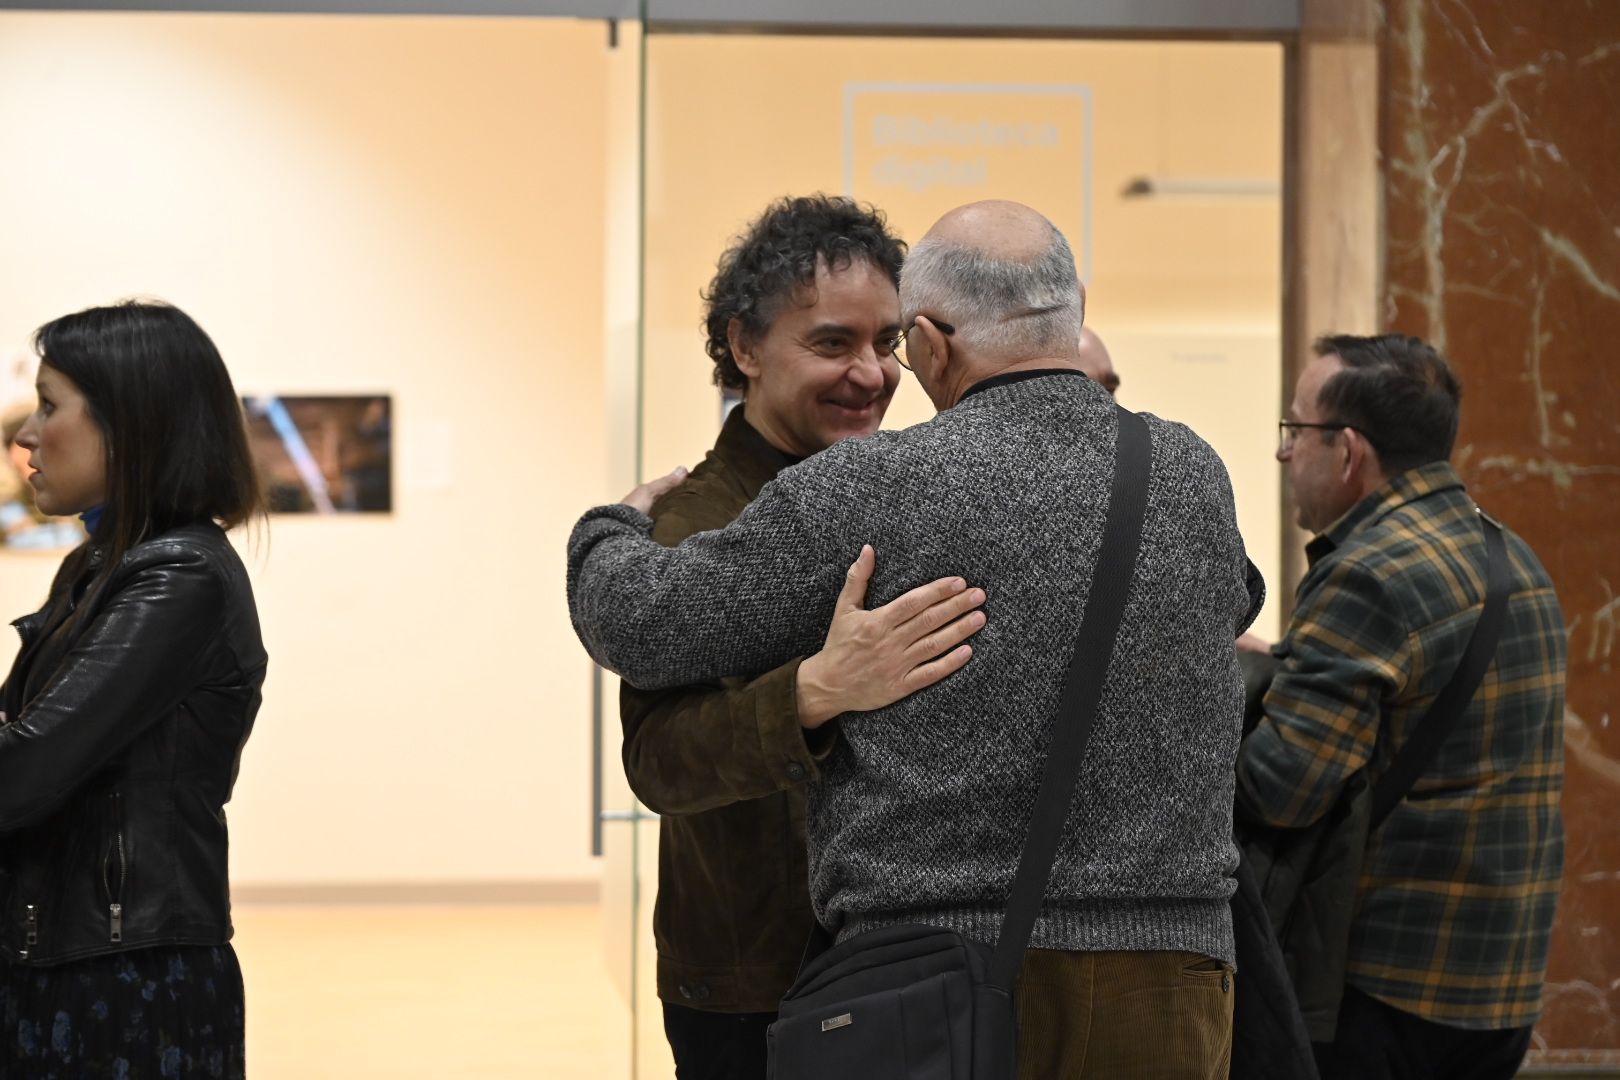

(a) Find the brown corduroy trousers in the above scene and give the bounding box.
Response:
[1014,949,1234,1079]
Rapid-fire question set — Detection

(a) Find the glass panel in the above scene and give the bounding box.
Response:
[629,30,1283,1069]
[599,8,635,1076]
[599,12,673,1080]
[640,32,1285,635]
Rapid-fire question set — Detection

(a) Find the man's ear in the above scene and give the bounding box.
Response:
[728,318,762,380]
[913,315,951,372]
[1341,428,1381,488]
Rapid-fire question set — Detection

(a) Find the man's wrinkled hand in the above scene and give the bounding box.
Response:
[620,467,688,515]
[796,545,987,729]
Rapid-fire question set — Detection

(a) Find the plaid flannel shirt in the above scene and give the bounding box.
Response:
[1237,462,1566,1030]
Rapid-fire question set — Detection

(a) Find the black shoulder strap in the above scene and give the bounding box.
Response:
[989,405,1152,992]
[1369,513,1511,829]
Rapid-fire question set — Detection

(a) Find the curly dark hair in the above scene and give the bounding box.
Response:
[703,195,907,391]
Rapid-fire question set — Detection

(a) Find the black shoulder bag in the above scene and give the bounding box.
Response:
[766,406,1152,1080]
[1238,511,1512,1043]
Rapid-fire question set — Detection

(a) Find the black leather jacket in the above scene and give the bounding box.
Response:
[0,523,266,966]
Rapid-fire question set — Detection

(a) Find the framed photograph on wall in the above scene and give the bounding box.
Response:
[242,394,393,514]
[2,397,84,552]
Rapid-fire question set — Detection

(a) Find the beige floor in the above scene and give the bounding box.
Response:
[233,903,631,1079]
[231,906,1590,1078]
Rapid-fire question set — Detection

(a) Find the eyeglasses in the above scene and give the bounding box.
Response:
[892,317,956,371]
[1278,420,1352,452]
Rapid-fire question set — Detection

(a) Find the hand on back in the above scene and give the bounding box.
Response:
[797,545,986,729]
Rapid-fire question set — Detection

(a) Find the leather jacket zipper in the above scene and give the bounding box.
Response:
[102,791,127,944]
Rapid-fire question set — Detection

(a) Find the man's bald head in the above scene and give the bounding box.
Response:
[1076,326,1120,395]
[922,200,1064,263]
[900,201,1082,362]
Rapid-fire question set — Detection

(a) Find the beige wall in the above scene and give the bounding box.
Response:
[0,12,614,887]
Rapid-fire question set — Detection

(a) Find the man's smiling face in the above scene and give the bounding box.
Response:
[734,256,902,457]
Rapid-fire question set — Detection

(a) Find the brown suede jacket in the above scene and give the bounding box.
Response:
[620,405,837,1014]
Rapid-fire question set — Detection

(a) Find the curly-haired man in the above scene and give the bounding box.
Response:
[620,194,987,1079]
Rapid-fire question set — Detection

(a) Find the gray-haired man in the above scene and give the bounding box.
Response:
[569,200,1263,1078]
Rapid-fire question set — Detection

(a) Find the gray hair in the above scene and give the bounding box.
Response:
[900,225,1083,357]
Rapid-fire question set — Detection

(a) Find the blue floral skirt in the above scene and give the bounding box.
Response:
[0,944,244,1079]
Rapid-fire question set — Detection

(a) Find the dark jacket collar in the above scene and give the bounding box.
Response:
[959,367,1090,404]
[1306,460,1468,568]
[714,403,804,499]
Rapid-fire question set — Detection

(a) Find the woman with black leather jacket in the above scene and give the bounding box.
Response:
[0,301,266,1078]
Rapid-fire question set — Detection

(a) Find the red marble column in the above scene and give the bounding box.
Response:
[1382,0,1620,1065]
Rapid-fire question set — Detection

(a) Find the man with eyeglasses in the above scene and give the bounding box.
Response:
[1236,334,1567,1080]
[572,199,1263,1078]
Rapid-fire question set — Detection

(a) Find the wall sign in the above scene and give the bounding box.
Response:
[843,82,1093,278]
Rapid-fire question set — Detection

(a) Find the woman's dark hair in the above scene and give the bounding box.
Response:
[1314,333,1462,474]
[703,195,907,391]
[33,300,262,598]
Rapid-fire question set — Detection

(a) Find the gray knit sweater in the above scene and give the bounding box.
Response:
[569,370,1263,964]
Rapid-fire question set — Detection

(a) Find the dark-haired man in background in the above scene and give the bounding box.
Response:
[621,194,985,1079]
[1075,324,1120,396]
[1237,334,1567,1080]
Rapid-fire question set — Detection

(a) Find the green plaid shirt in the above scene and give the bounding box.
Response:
[1237,462,1566,1030]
